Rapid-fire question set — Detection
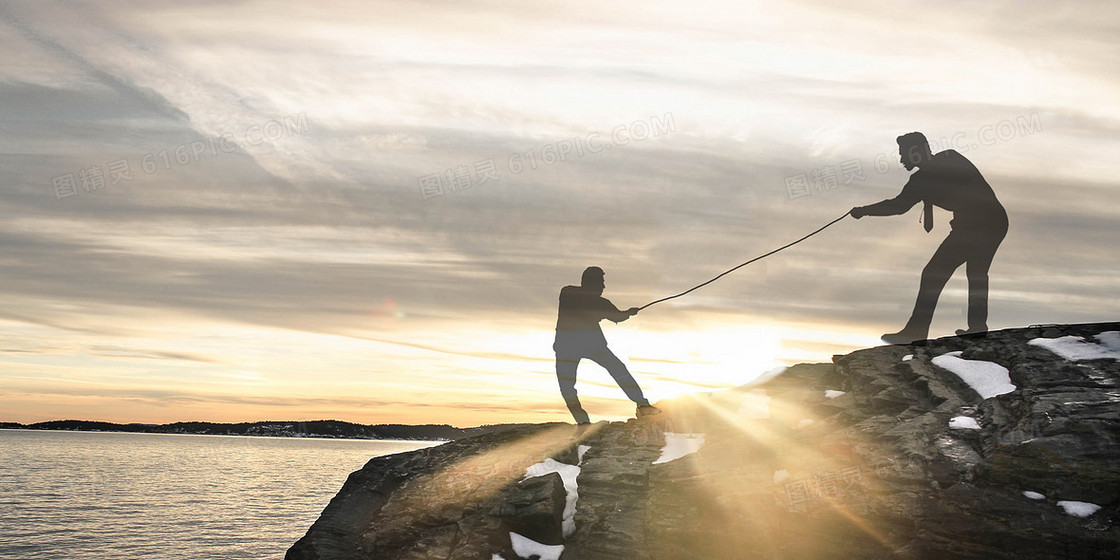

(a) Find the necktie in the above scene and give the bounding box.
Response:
[923,201,933,232]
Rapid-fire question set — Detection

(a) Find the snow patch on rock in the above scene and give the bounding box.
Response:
[509,532,563,560]
[654,433,705,465]
[1056,500,1101,518]
[577,445,591,463]
[1029,331,1120,362]
[931,351,1016,399]
[949,416,981,430]
[773,469,791,484]
[524,458,581,537]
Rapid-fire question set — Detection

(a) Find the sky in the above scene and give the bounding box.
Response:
[1,0,1117,427]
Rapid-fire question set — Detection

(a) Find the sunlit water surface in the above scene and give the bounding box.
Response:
[0,430,439,559]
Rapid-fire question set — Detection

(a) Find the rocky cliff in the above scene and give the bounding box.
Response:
[287,323,1120,559]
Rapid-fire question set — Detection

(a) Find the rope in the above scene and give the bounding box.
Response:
[638,211,850,310]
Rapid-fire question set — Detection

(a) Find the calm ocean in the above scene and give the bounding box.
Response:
[0,429,440,559]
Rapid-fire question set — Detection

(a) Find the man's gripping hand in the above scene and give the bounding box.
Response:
[849,206,866,219]
[626,307,640,316]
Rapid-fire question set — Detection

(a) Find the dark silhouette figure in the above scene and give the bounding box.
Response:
[851,132,1008,344]
[554,266,659,423]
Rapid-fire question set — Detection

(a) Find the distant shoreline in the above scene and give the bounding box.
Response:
[0,419,524,442]
[0,427,451,442]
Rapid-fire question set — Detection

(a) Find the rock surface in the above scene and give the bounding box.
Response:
[288,323,1120,559]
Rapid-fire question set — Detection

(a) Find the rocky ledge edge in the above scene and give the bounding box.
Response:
[288,322,1120,560]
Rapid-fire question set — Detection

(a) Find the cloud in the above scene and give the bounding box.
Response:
[0,0,1117,424]
[86,345,222,363]
[0,3,189,122]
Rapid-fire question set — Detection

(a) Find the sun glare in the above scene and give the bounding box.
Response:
[610,325,784,399]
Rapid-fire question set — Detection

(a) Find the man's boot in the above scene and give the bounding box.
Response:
[881,319,929,345]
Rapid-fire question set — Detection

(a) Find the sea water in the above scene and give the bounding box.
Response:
[0,429,439,559]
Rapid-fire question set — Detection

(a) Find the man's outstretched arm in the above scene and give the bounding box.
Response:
[601,299,639,323]
[851,188,921,219]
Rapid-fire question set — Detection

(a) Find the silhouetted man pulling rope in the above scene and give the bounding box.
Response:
[851,132,1008,344]
[554,266,661,424]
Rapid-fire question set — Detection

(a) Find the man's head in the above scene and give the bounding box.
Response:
[581,266,605,295]
[897,132,932,171]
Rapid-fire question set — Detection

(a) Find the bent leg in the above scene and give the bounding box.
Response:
[588,347,650,406]
[905,232,970,335]
[556,353,590,424]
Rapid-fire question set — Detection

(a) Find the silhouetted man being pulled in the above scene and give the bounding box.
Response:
[851,132,1008,344]
[554,266,660,424]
